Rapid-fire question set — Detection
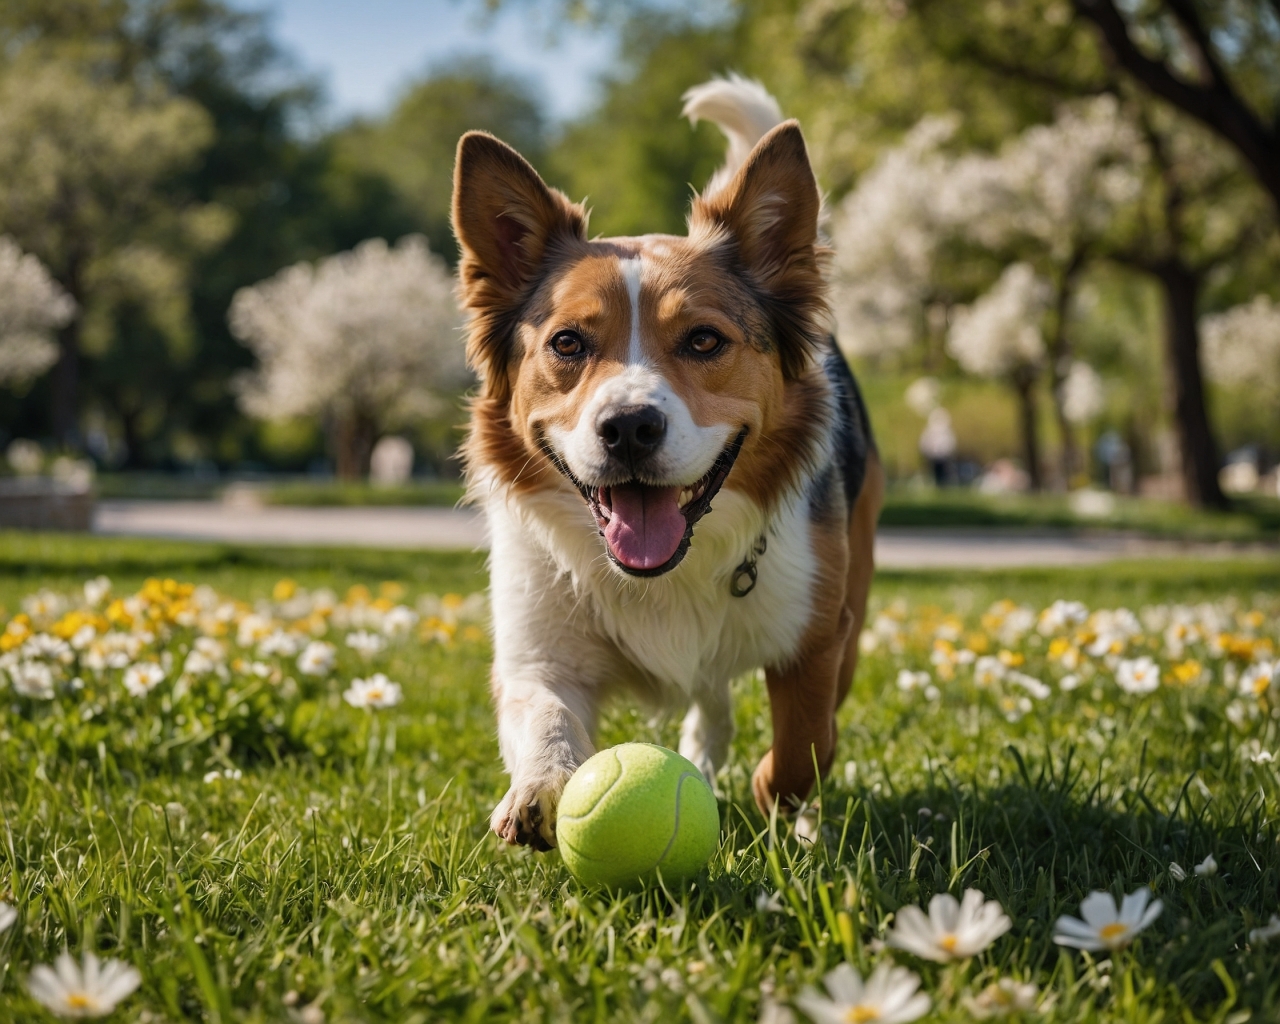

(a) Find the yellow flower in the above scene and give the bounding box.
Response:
[997,650,1024,668]
[273,578,297,601]
[966,632,990,654]
[1171,660,1202,685]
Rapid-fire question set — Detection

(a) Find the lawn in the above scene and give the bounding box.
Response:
[1,533,1279,1022]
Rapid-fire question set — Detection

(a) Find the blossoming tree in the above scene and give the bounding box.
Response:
[0,237,76,390]
[947,263,1053,489]
[229,236,466,478]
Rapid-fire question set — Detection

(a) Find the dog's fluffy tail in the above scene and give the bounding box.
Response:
[682,73,784,198]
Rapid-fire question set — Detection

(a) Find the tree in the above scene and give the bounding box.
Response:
[947,263,1053,488]
[1069,0,1280,213]
[827,115,963,363]
[229,237,466,479]
[337,58,546,264]
[0,237,76,389]
[0,53,225,448]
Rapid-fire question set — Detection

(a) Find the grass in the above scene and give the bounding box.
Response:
[879,487,1280,541]
[1,533,1279,1021]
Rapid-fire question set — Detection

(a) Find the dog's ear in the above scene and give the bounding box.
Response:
[691,121,827,379]
[452,131,587,395]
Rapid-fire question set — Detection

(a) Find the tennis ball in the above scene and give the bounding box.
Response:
[557,743,720,888]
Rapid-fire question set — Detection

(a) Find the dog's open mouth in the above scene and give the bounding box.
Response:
[543,428,747,577]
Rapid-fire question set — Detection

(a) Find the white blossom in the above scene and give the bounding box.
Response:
[230,236,467,429]
[1201,295,1280,389]
[948,263,1050,378]
[0,236,76,387]
[1062,361,1106,424]
[0,901,16,932]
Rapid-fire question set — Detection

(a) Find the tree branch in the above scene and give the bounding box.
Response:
[1071,0,1280,210]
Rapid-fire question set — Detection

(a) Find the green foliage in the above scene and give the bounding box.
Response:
[546,15,744,237]
[337,57,547,263]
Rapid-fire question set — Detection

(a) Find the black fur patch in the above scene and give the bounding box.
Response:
[823,337,875,517]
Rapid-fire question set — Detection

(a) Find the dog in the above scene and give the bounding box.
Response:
[450,75,883,851]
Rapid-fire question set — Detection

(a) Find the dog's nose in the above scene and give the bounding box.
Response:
[598,406,666,466]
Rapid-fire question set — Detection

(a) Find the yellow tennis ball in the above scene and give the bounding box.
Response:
[557,743,720,888]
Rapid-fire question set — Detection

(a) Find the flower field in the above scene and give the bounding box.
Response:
[0,537,1278,1021]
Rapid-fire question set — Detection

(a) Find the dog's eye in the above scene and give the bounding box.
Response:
[686,330,724,356]
[550,331,587,358]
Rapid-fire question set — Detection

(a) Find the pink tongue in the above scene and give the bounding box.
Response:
[603,484,686,571]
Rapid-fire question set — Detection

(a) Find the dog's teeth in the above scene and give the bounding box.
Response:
[678,488,692,507]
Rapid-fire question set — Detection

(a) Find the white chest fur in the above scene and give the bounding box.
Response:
[483,481,817,699]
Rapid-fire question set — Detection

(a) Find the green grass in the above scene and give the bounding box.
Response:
[880,487,1280,541]
[1,534,1279,1021]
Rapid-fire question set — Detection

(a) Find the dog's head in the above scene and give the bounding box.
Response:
[452,122,828,577]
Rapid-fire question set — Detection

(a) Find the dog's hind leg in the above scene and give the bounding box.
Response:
[679,681,734,784]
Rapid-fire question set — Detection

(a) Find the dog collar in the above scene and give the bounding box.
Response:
[730,535,767,597]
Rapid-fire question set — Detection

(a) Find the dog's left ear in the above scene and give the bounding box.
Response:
[691,121,827,379]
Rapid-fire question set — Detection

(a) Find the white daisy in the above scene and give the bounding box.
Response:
[0,900,16,932]
[296,641,336,677]
[974,656,1005,687]
[123,662,165,698]
[343,673,402,709]
[1008,672,1051,700]
[381,605,418,636]
[345,630,387,658]
[28,951,141,1018]
[1053,887,1163,951]
[83,576,112,607]
[1247,914,1280,944]
[257,630,302,658]
[795,962,929,1024]
[1239,662,1276,697]
[962,978,1039,1018]
[11,660,55,699]
[887,888,1012,962]
[1169,862,1187,882]
[896,669,931,693]
[1115,656,1160,695]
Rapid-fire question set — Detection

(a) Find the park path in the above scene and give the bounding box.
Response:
[94,500,1270,569]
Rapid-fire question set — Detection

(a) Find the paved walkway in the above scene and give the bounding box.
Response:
[94,500,1271,569]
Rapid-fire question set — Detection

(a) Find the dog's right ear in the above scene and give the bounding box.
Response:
[452,132,587,395]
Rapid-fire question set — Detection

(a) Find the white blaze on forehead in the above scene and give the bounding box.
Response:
[618,256,645,365]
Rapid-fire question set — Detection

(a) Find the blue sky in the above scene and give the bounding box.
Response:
[230,0,619,122]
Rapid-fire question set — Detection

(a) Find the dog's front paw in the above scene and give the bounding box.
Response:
[490,775,568,851]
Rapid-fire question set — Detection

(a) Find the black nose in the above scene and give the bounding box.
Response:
[598,406,666,467]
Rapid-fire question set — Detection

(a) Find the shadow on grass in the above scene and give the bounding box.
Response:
[699,743,1280,1014]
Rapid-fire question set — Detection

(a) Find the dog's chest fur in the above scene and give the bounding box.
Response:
[484,481,817,698]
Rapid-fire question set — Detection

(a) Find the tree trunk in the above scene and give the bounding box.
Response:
[333,410,377,480]
[1012,366,1043,491]
[48,250,86,450]
[1153,259,1228,509]
[1046,256,1084,490]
